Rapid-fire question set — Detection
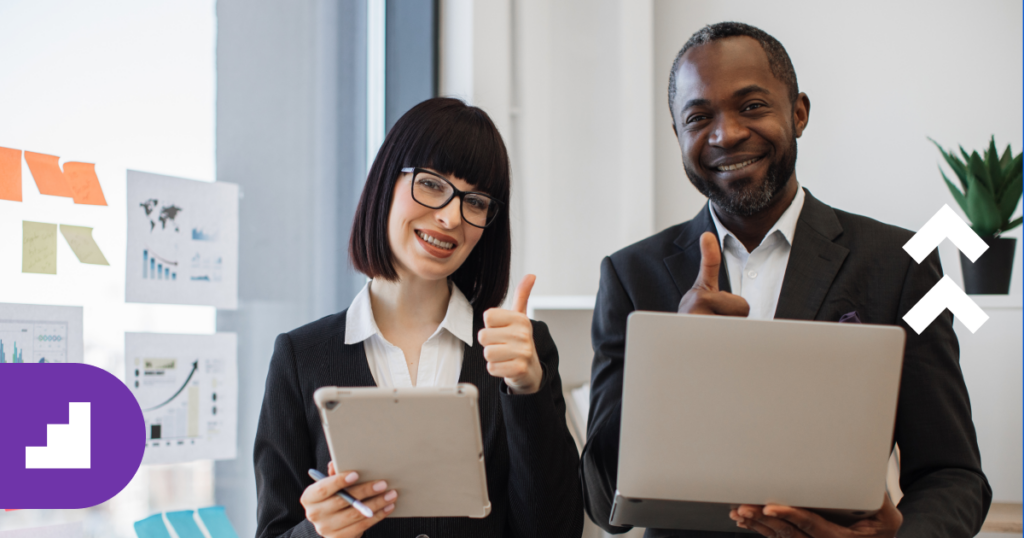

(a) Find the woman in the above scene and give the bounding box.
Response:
[254,97,583,538]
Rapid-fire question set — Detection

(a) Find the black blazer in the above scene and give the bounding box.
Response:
[580,190,992,538]
[254,309,584,538]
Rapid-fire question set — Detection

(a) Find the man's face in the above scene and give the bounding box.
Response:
[671,36,809,217]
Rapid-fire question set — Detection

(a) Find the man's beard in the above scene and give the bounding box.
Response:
[684,138,798,217]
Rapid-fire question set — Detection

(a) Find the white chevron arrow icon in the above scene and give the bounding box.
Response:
[904,275,989,334]
[903,204,989,263]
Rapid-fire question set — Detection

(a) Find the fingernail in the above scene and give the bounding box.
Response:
[763,508,777,517]
[373,480,388,492]
[739,508,753,518]
[384,490,397,501]
[345,472,359,484]
[384,503,395,513]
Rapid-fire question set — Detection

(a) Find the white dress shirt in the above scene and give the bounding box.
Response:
[344,281,474,388]
[709,186,805,320]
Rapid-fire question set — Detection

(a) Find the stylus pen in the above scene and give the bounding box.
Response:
[307,468,374,518]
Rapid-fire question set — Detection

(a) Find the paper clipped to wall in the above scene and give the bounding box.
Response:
[126,332,238,465]
[126,170,239,309]
[0,303,83,364]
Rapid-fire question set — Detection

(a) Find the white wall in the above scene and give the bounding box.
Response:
[440,0,655,298]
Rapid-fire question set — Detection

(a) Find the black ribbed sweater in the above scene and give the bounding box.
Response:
[254,309,584,538]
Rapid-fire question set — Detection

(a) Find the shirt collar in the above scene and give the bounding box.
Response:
[439,284,474,346]
[344,280,474,347]
[709,184,805,251]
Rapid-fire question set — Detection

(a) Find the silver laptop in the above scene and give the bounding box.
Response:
[610,312,905,533]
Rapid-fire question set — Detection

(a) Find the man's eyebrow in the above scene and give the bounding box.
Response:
[681,98,710,111]
[734,85,771,98]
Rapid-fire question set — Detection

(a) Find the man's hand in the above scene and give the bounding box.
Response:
[730,494,902,538]
[479,274,544,395]
[677,232,749,316]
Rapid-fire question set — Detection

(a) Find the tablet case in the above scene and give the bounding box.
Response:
[314,384,491,518]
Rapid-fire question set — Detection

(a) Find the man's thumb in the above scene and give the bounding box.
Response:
[695,232,721,292]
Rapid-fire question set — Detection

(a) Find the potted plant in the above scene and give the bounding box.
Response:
[930,136,1022,294]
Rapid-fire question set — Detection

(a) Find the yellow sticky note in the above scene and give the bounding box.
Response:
[23,221,58,274]
[59,224,109,266]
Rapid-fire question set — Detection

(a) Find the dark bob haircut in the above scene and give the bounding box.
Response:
[349,97,512,312]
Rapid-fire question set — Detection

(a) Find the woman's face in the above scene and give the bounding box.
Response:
[387,169,486,283]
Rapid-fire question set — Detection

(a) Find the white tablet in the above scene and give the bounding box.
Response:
[313,384,491,518]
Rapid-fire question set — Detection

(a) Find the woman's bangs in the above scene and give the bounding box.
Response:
[404,110,509,201]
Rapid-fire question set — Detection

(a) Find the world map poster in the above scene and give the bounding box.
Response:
[125,170,238,309]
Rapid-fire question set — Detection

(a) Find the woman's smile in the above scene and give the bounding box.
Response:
[415,229,458,258]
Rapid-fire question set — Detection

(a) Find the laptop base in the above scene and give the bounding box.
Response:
[609,492,877,534]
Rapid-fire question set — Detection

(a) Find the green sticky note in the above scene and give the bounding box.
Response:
[22,221,57,274]
[59,224,109,265]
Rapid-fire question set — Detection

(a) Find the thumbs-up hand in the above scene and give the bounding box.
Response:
[478,274,544,395]
[677,232,750,316]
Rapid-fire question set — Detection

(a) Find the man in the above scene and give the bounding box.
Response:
[580,22,991,538]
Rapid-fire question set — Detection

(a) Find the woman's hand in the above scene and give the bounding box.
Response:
[479,274,544,395]
[300,461,397,538]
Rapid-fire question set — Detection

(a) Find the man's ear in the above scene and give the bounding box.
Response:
[793,92,811,138]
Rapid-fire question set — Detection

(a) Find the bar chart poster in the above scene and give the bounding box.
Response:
[125,332,238,465]
[125,170,239,309]
[0,303,83,363]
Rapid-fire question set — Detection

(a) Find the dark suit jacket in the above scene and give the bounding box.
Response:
[580,190,992,538]
[255,309,584,538]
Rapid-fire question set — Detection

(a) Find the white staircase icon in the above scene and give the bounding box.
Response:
[26,402,91,469]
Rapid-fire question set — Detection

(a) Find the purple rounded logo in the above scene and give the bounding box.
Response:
[0,363,145,509]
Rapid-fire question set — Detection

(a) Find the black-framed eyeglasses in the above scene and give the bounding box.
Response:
[401,167,502,229]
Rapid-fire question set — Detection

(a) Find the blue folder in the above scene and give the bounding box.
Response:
[165,510,205,538]
[133,514,172,538]
[198,506,240,538]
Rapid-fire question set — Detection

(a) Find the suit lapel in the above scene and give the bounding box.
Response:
[457,314,490,387]
[773,190,849,320]
[332,311,378,387]
[458,313,501,450]
[665,203,732,297]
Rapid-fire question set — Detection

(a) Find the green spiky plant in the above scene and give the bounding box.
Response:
[929,136,1022,237]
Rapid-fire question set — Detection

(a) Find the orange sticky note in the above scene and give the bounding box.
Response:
[24,151,73,198]
[63,162,107,206]
[0,147,21,202]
